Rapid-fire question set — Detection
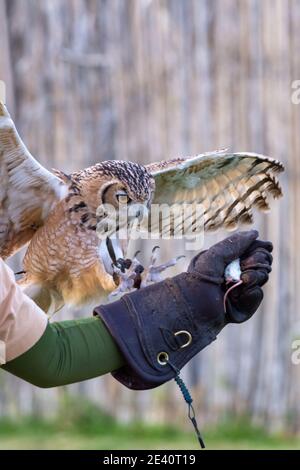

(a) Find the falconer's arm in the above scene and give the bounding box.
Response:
[1,231,272,390]
[0,258,124,387]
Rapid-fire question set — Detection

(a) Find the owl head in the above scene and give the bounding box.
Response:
[69,160,155,237]
[97,160,155,209]
[70,160,153,204]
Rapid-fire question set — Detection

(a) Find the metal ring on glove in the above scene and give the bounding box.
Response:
[174,330,192,349]
[157,351,169,365]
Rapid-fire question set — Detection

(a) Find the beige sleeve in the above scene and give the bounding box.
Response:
[0,258,48,364]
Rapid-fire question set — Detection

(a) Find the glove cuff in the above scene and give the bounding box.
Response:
[94,274,226,390]
[95,296,175,390]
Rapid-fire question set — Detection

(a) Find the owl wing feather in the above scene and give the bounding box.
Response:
[0,102,68,259]
[146,151,284,235]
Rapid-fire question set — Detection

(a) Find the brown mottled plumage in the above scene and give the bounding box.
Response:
[0,102,284,312]
[20,161,154,310]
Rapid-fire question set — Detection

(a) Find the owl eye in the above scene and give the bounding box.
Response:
[116,193,130,204]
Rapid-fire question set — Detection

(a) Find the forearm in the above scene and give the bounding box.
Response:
[2,317,125,388]
[0,258,48,362]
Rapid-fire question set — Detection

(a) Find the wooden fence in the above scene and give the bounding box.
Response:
[0,0,300,433]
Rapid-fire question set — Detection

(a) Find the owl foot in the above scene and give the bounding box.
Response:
[139,246,185,288]
[108,251,144,300]
[108,246,185,300]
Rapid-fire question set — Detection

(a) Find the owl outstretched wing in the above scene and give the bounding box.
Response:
[146,151,284,235]
[0,102,68,259]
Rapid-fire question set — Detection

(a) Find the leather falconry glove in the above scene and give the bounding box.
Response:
[94,230,273,390]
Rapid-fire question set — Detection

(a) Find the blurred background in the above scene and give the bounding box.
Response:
[0,0,300,449]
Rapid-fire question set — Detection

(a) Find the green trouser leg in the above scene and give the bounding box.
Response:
[1,317,125,388]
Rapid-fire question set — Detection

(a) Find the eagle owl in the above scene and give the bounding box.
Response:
[0,102,284,313]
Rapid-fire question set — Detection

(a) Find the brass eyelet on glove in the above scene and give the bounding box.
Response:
[157,351,169,365]
[174,330,192,348]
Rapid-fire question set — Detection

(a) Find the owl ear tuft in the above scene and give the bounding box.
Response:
[52,169,72,184]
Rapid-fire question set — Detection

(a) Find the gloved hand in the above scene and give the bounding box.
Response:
[188,231,273,323]
[94,230,272,390]
[226,239,273,323]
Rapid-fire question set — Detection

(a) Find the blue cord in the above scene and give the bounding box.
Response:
[174,374,193,404]
[169,361,205,449]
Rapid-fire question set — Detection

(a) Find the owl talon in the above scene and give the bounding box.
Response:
[115,257,132,273]
[108,252,144,300]
[108,247,185,299]
[108,266,136,300]
[140,246,185,288]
